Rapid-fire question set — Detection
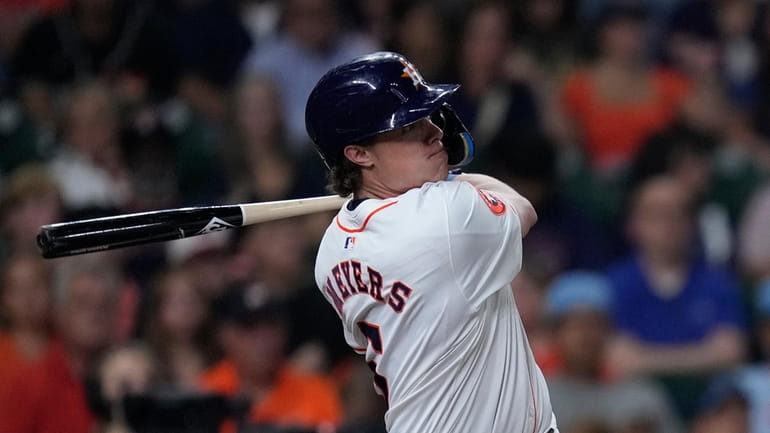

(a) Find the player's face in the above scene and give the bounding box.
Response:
[366,116,448,194]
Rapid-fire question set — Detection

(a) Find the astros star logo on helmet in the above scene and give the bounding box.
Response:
[400,60,425,89]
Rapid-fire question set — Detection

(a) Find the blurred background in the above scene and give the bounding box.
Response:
[1,0,770,432]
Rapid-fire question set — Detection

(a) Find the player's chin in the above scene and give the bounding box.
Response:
[430,156,449,181]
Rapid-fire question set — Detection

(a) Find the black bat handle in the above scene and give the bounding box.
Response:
[37,206,244,258]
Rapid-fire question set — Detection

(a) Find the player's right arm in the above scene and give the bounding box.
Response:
[452,173,537,236]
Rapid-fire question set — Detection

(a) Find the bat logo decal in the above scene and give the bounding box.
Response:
[195,217,236,235]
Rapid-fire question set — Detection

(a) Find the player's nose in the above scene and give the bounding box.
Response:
[424,116,443,144]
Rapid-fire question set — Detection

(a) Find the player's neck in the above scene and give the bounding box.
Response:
[355,182,402,200]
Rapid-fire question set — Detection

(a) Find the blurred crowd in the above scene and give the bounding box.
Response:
[1,0,770,432]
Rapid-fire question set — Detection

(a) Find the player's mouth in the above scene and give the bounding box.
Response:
[429,149,446,159]
[428,139,446,157]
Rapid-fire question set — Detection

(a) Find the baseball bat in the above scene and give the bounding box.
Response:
[37,195,347,259]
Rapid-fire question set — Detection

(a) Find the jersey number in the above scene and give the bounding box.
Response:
[357,321,390,403]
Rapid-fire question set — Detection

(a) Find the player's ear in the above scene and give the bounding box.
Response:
[343,144,374,168]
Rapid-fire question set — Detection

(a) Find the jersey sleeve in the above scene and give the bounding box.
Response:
[441,181,524,310]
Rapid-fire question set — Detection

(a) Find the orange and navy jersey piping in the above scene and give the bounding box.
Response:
[336,201,399,233]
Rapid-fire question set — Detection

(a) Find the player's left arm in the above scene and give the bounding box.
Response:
[451,173,537,236]
[439,181,525,308]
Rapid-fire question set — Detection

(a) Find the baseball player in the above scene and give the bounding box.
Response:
[305,52,558,433]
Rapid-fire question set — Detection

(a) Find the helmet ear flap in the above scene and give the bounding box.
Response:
[436,104,475,168]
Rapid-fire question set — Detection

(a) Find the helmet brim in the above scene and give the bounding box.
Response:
[385,83,460,131]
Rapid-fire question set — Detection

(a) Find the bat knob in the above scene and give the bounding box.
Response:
[36,228,56,258]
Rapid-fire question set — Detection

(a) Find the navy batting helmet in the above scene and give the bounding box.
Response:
[305,51,474,170]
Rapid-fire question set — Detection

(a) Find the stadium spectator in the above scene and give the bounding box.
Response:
[628,127,713,198]
[336,360,388,433]
[0,0,66,72]
[634,73,766,237]
[756,9,770,140]
[11,0,178,114]
[0,254,53,391]
[237,0,281,47]
[0,0,63,147]
[350,0,396,48]
[230,218,349,369]
[506,0,579,152]
[738,182,770,284]
[487,127,615,277]
[165,230,234,301]
[545,271,683,433]
[713,0,763,110]
[143,266,215,390]
[689,373,750,433]
[0,256,123,433]
[199,282,343,432]
[224,74,326,204]
[511,0,579,79]
[225,220,308,298]
[389,2,450,83]
[240,0,377,151]
[733,279,770,433]
[0,164,62,262]
[92,342,159,433]
[170,0,253,125]
[449,1,540,156]
[663,0,721,84]
[48,80,133,217]
[606,175,747,418]
[511,266,553,371]
[628,106,765,268]
[665,0,765,109]
[224,74,286,201]
[13,0,176,99]
[561,2,690,174]
[626,126,734,266]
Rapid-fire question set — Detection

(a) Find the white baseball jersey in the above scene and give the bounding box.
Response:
[315,179,556,433]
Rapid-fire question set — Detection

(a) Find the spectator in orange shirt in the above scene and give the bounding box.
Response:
[0,256,122,433]
[561,3,690,174]
[199,282,343,432]
[0,253,53,390]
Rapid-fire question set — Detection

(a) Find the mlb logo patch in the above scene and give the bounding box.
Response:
[344,236,356,249]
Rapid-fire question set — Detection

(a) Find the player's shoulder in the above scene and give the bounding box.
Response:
[327,181,468,215]
[321,181,479,238]
[412,179,511,218]
[405,179,477,205]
